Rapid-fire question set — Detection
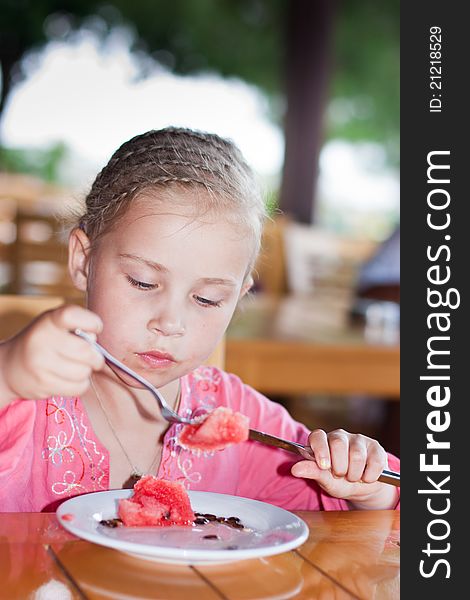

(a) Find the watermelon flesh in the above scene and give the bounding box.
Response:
[178,406,249,452]
[118,476,194,527]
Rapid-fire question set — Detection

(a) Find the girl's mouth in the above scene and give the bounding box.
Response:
[136,351,177,368]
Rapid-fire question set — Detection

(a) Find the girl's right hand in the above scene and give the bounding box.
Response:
[0,305,105,403]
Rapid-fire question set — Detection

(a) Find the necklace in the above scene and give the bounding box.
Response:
[90,377,181,489]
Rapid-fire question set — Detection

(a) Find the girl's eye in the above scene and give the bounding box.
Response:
[194,295,222,308]
[126,275,157,290]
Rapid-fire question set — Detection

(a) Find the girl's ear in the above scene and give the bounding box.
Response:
[239,275,254,299]
[68,228,92,292]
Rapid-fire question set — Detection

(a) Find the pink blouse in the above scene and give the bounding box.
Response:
[0,366,400,512]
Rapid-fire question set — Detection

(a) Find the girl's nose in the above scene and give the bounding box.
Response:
[147,308,185,337]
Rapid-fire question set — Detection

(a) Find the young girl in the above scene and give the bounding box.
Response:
[0,127,400,512]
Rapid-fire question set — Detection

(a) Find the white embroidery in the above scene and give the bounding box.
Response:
[43,396,107,496]
[42,430,75,465]
[42,397,77,466]
[77,409,106,488]
[52,469,87,496]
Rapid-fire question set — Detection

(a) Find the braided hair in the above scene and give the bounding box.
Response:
[77,127,266,265]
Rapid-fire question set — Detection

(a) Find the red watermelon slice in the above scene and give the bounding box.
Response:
[178,406,249,452]
[118,476,194,527]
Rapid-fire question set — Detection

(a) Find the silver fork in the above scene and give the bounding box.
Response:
[74,329,198,425]
[76,329,400,487]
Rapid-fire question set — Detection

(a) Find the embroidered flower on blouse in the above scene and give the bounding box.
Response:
[52,469,87,495]
[46,396,69,425]
[42,431,76,465]
[43,396,107,497]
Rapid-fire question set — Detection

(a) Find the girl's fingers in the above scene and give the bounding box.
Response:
[57,335,105,371]
[291,459,324,480]
[307,429,331,470]
[37,375,91,399]
[46,359,96,383]
[5,305,104,400]
[41,305,104,370]
[345,435,368,482]
[49,304,103,335]
[362,442,388,483]
[295,430,392,506]
[327,429,350,477]
[24,364,92,399]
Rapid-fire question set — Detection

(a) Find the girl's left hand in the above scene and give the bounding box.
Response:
[290,429,399,510]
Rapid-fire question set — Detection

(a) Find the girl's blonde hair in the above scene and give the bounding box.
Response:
[77,127,267,265]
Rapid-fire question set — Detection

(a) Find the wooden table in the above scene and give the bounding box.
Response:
[226,294,400,399]
[0,510,399,599]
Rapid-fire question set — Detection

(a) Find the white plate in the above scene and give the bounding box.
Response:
[57,489,309,565]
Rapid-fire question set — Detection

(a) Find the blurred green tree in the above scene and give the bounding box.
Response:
[0,141,68,181]
[0,0,398,222]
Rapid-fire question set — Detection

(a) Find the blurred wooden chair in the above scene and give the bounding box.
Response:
[0,172,80,298]
[0,198,17,292]
[0,294,225,368]
[9,207,80,298]
[253,215,377,303]
[253,215,289,295]
[281,221,376,300]
[0,294,64,340]
[0,172,67,206]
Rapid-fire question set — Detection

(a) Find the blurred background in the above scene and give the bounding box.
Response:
[0,0,400,455]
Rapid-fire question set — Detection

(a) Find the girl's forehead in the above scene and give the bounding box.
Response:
[104,197,254,278]
[115,193,250,242]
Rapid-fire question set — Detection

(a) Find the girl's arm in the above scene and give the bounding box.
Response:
[0,305,104,409]
[220,370,399,510]
[0,340,20,407]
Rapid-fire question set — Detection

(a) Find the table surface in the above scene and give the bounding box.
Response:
[0,509,399,599]
[226,293,400,398]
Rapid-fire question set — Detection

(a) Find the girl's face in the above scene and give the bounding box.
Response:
[69,194,254,389]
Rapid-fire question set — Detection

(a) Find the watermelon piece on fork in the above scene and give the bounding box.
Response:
[178,406,249,452]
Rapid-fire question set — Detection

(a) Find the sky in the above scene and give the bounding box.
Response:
[1,30,399,237]
[1,31,283,188]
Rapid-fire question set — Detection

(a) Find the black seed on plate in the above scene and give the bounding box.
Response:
[192,512,246,529]
[99,518,123,528]
[203,534,219,540]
